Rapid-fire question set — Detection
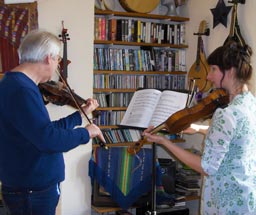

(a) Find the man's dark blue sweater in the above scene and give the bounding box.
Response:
[0,72,90,190]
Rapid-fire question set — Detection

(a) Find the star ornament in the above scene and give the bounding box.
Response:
[211,0,232,28]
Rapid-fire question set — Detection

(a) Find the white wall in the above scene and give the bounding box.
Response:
[37,0,94,214]
[184,0,256,93]
[35,0,256,214]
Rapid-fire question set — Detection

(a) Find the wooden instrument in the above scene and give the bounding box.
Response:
[39,81,87,108]
[58,21,71,83]
[127,88,229,155]
[38,22,100,118]
[119,0,160,13]
[224,0,246,46]
[188,20,212,92]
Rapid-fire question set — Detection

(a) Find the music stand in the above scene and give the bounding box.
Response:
[145,142,157,215]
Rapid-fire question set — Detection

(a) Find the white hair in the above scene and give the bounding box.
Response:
[18,29,61,64]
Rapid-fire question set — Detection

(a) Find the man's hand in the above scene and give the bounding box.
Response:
[81,98,99,115]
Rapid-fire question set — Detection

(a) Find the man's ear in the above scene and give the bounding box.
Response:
[44,55,51,64]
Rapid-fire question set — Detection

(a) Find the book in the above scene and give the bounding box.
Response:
[120,89,188,129]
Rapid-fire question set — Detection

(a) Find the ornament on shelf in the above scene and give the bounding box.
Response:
[161,0,187,16]
[161,0,177,16]
[95,0,106,10]
[210,0,232,28]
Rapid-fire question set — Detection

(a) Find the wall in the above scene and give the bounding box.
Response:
[37,0,94,214]
[36,0,256,214]
[184,0,256,94]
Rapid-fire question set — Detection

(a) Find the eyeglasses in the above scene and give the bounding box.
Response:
[57,55,62,63]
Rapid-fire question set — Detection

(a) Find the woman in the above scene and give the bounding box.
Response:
[144,41,256,214]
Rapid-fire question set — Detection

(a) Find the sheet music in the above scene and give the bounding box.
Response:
[150,91,188,126]
[120,89,162,128]
[120,89,188,128]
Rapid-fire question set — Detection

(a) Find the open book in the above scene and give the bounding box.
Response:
[120,89,188,128]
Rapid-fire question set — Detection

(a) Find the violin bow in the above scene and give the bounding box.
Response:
[56,69,108,149]
[57,70,91,123]
[186,79,196,107]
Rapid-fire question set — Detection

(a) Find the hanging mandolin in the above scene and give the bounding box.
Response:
[187,20,211,93]
[224,0,246,46]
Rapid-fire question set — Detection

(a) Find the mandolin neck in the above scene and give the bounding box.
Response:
[225,2,246,46]
[229,4,237,37]
[195,36,202,66]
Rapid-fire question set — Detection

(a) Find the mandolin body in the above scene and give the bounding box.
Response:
[188,51,212,92]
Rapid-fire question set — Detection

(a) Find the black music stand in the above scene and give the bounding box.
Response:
[145,142,157,215]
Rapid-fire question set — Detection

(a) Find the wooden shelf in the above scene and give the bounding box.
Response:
[185,195,200,201]
[0,73,4,80]
[93,88,137,93]
[94,70,187,75]
[94,40,188,48]
[95,9,190,22]
[92,195,198,213]
[92,139,185,148]
[92,205,122,213]
[96,107,127,111]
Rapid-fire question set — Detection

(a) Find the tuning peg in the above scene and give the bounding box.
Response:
[205,28,210,36]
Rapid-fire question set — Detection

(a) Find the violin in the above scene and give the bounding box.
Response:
[38,81,98,117]
[127,88,229,155]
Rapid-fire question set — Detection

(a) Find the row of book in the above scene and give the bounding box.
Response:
[93,92,134,108]
[93,74,186,90]
[93,110,126,126]
[94,47,186,72]
[92,128,142,145]
[95,17,186,45]
[175,167,201,197]
[93,129,179,145]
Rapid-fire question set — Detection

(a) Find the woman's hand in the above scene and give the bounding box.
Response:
[143,125,171,146]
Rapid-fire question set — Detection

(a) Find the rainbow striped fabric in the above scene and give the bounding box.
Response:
[89,147,157,209]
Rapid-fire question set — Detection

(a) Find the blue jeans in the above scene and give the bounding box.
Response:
[1,183,60,215]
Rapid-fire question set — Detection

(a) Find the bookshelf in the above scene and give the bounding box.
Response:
[92,9,202,214]
[93,9,189,144]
